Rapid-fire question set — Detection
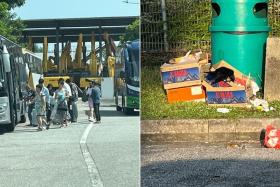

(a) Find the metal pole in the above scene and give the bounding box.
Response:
[55,26,60,65]
[99,26,102,64]
[61,35,64,49]
[83,40,87,65]
[161,0,169,52]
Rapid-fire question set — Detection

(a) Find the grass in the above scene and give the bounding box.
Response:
[141,66,280,120]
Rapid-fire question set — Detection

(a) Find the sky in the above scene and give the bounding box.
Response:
[13,0,140,20]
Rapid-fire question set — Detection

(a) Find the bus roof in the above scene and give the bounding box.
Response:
[0,35,21,48]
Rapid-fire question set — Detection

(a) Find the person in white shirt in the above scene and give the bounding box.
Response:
[58,78,71,123]
[58,78,72,97]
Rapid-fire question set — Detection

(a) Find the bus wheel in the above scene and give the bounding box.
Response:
[122,95,125,112]
[124,107,134,115]
[6,109,16,132]
[20,115,26,123]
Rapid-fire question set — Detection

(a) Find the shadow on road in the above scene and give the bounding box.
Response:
[141,159,280,186]
[13,129,40,133]
[83,109,139,117]
[100,110,139,117]
[0,127,5,135]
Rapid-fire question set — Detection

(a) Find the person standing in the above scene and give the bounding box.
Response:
[91,81,101,123]
[47,84,55,128]
[35,84,47,131]
[58,78,72,97]
[58,78,72,121]
[38,78,50,129]
[86,82,94,122]
[25,85,36,127]
[66,79,83,122]
[54,81,69,128]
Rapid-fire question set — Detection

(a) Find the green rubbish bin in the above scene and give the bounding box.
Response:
[209,0,271,87]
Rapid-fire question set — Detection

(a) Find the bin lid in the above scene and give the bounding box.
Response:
[210,0,271,32]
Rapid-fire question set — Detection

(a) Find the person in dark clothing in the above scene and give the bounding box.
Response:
[25,85,36,126]
[46,84,55,128]
[66,79,83,122]
[91,81,101,123]
[47,84,55,97]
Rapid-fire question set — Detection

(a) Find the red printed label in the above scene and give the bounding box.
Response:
[170,70,188,77]
[215,91,233,99]
[235,77,247,86]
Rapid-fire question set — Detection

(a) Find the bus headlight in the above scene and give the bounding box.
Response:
[0,103,8,113]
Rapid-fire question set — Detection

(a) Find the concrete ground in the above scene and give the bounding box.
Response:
[0,100,139,187]
[141,142,280,187]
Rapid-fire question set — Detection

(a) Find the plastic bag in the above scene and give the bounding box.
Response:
[264,125,280,149]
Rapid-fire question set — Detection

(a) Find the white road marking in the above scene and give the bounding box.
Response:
[80,122,104,187]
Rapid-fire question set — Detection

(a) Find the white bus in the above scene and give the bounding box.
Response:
[0,36,42,131]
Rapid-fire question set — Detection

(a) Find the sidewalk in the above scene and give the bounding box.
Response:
[141,118,280,143]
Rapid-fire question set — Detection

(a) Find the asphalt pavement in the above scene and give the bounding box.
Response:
[0,100,139,187]
[141,142,280,187]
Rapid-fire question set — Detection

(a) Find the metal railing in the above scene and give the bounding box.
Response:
[142,0,280,57]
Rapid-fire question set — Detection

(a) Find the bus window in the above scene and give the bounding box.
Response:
[125,48,139,87]
[127,49,139,80]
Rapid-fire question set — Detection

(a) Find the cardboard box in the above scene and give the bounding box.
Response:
[166,86,206,103]
[203,80,247,105]
[211,60,249,87]
[161,62,201,90]
[198,52,209,65]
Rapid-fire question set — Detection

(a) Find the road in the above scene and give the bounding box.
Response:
[0,100,139,187]
[142,142,280,187]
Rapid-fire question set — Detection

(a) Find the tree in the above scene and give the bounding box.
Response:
[0,1,25,42]
[119,19,140,44]
[1,0,25,9]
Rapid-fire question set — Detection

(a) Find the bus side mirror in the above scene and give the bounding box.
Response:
[120,71,125,79]
[2,45,11,72]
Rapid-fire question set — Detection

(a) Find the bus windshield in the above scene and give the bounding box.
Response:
[0,63,7,97]
[126,48,139,87]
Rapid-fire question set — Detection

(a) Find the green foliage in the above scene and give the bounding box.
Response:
[1,0,25,9]
[141,67,280,120]
[0,2,25,43]
[33,44,43,53]
[119,19,140,44]
[166,0,211,51]
[269,1,280,37]
[142,0,280,54]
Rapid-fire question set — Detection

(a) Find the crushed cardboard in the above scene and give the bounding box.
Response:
[210,60,249,87]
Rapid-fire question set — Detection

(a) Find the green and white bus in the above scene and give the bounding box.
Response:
[114,40,139,114]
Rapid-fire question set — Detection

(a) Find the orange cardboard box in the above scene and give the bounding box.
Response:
[166,86,206,103]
